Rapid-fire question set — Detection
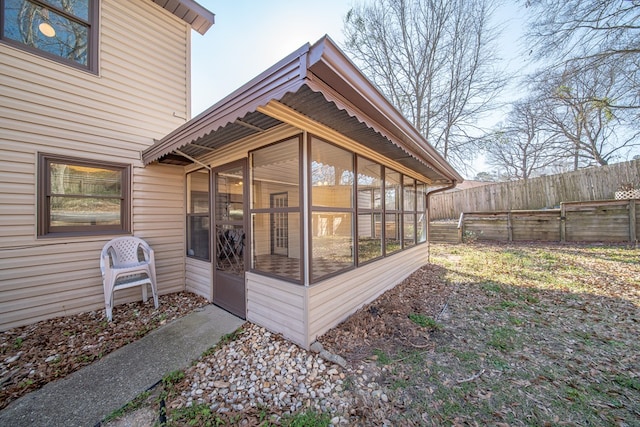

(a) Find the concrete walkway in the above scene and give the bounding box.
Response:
[0,305,244,427]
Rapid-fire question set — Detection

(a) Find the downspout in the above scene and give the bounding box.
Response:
[425,181,457,263]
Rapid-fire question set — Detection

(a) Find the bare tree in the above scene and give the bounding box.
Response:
[484,98,560,180]
[534,64,640,169]
[522,0,640,116]
[343,0,506,172]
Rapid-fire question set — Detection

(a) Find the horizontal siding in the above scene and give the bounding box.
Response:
[186,258,212,301]
[246,272,307,348]
[0,0,192,330]
[307,245,428,344]
[133,164,186,296]
[0,240,105,329]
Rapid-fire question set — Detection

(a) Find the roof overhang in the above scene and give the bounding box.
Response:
[143,36,463,185]
[152,0,214,35]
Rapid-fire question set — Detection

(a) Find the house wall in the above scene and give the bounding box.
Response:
[246,272,308,347]
[307,244,427,346]
[186,257,212,300]
[246,245,428,349]
[0,0,192,330]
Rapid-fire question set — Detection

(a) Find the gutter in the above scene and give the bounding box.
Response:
[426,181,458,262]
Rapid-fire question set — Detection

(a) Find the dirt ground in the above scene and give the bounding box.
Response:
[319,263,450,360]
[0,292,209,410]
[2,242,638,426]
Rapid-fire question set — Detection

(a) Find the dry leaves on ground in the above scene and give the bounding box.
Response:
[2,242,639,427]
[321,242,640,426]
[0,292,208,410]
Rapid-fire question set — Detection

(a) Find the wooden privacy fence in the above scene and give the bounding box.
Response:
[431,199,639,244]
[430,158,640,221]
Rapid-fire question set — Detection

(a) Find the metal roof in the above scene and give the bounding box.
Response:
[143,36,463,184]
[152,0,214,35]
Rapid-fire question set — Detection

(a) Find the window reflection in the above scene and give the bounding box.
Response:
[187,170,210,260]
[250,138,302,282]
[2,0,92,67]
[311,139,354,208]
[357,157,383,263]
[310,137,354,281]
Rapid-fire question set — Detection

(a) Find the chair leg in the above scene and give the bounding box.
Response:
[152,284,159,309]
[105,292,114,322]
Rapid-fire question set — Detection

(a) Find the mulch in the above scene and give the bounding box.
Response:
[0,292,209,410]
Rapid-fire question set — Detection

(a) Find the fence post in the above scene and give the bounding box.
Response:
[458,212,464,243]
[507,211,513,242]
[560,203,566,242]
[629,199,637,243]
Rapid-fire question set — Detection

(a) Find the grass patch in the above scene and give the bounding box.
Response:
[372,348,392,365]
[488,326,519,352]
[162,370,185,387]
[413,242,640,426]
[168,403,226,426]
[408,313,441,329]
[614,375,640,391]
[102,390,151,424]
[280,408,331,426]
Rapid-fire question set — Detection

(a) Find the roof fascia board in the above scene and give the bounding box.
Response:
[307,36,463,183]
[142,44,311,164]
[153,0,215,35]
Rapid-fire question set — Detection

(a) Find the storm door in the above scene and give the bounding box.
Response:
[213,161,247,318]
[270,193,289,256]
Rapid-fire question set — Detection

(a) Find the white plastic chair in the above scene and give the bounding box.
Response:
[100,236,159,321]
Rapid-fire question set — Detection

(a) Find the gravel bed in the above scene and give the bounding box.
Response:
[169,323,390,425]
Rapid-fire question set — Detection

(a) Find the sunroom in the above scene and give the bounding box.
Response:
[142,36,462,349]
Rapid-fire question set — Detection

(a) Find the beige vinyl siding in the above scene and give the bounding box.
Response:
[0,147,35,239]
[0,241,105,329]
[133,164,186,296]
[307,244,428,343]
[0,0,192,330]
[246,272,307,347]
[186,258,212,301]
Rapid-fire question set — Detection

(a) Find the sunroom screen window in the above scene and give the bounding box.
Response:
[403,176,416,248]
[310,137,354,281]
[186,170,210,260]
[250,138,302,282]
[384,169,401,253]
[416,182,427,243]
[1,0,94,69]
[357,156,383,263]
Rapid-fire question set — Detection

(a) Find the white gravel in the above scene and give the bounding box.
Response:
[170,323,389,424]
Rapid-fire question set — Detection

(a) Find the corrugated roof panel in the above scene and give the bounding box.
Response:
[145,36,461,184]
[168,111,283,160]
[278,87,447,182]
